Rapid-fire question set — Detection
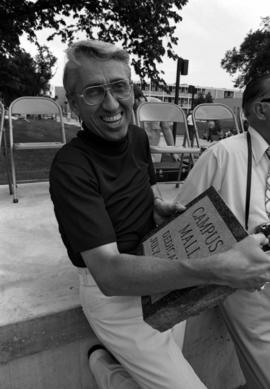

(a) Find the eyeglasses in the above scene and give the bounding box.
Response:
[79,80,133,106]
[261,98,270,103]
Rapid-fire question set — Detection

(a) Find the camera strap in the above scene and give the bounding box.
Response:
[245,131,252,230]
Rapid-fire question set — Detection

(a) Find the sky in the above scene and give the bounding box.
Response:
[20,0,270,91]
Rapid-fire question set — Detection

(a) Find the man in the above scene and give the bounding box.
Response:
[133,84,180,162]
[50,41,270,389]
[177,73,270,389]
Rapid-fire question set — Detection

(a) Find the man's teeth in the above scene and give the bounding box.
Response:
[102,113,122,122]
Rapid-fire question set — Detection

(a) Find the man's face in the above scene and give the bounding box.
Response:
[69,56,134,141]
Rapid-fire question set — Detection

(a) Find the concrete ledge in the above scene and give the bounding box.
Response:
[0,306,93,364]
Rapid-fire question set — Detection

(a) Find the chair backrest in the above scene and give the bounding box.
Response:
[0,101,5,148]
[136,101,190,145]
[136,101,186,123]
[192,103,240,143]
[237,107,248,133]
[8,96,66,146]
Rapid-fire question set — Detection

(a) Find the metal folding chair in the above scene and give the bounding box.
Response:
[136,101,201,184]
[237,107,248,133]
[0,101,5,148]
[0,102,12,194]
[192,103,240,148]
[8,96,66,203]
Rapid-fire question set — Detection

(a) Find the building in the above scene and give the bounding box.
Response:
[137,82,242,114]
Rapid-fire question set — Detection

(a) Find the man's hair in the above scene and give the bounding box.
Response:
[63,40,130,95]
[242,73,270,117]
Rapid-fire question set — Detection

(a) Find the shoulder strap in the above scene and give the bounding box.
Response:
[245,131,252,230]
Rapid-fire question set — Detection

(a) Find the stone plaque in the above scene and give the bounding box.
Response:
[140,186,247,332]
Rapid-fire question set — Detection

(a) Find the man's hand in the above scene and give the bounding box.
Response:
[153,198,185,226]
[205,233,270,291]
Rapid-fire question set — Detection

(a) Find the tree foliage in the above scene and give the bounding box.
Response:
[0,0,188,87]
[221,17,270,88]
[193,91,213,108]
[205,92,213,103]
[0,45,56,105]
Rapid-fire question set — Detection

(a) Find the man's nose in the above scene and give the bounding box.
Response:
[102,89,119,110]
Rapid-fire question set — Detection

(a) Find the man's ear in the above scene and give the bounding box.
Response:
[253,102,267,120]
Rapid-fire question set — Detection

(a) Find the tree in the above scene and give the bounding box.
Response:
[221,17,270,88]
[34,45,57,95]
[0,45,56,105]
[192,91,213,108]
[0,0,188,87]
[205,92,213,103]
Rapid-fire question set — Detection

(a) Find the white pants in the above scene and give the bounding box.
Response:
[221,286,270,389]
[78,268,207,389]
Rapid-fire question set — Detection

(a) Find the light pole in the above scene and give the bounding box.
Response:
[173,57,189,141]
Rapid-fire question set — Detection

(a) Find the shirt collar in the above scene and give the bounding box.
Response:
[249,127,270,165]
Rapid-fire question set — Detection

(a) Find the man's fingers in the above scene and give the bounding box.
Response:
[250,233,269,247]
[156,200,185,216]
[175,201,186,212]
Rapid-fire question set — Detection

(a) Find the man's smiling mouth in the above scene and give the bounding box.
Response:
[101,112,122,123]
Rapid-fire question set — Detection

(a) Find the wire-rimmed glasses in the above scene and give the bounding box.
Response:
[79,79,133,106]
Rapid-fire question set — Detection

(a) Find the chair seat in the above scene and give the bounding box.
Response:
[14,142,65,150]
[150,145,201,154]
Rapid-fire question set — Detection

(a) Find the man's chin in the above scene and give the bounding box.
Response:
[107,129,128,141]
[85,119,129,141]
[103,123,129,140]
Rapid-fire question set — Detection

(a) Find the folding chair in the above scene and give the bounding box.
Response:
[192,103,240,147]
[136,101,201,184]
[0,102,13,195]
[237,107,248,133]
[0,101,5,148]
[8,96,66,203]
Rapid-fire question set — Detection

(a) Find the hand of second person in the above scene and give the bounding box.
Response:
[153,198,185,226]
[207,233,270,290]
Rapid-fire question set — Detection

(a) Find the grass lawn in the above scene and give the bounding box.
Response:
[0,118,203,186]
[0,118,80,185]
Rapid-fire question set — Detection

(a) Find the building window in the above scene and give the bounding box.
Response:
[224,90,234,98]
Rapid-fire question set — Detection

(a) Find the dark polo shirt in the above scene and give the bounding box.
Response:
[49,124,156,267]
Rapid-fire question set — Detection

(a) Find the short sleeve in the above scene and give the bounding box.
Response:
[50,160,116,255]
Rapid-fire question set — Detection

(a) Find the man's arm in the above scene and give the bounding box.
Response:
[81,234,270,296]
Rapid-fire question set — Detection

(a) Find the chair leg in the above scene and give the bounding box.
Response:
[3,131,13,195]
[9,147,18,203]
[175,154,185,188]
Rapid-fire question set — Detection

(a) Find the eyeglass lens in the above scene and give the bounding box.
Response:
[83,80,131,104]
